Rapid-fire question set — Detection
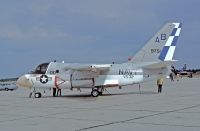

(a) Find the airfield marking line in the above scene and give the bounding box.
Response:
[76,104,200,131]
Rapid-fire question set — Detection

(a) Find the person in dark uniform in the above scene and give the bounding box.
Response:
[57,88,61,96]
[53,87,57,97]
[169,73,174,81]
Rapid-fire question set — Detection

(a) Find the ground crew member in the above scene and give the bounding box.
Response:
[176,73,180,81]
[53,87,57,97]
[57,88,61,96]
[55,69,61,96]
[157,78,164,93]
[169,73,174,81]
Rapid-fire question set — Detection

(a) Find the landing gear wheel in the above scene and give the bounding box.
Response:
[34,92,42,98]
[91,89,99,97]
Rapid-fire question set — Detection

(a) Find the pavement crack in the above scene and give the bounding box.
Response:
[76,104,200,131]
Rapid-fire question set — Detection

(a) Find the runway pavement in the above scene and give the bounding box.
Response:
[0,78,200,131]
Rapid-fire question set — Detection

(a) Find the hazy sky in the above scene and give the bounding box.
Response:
[0,0,199,78]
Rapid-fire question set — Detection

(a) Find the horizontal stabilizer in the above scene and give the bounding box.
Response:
[143,60,178,69]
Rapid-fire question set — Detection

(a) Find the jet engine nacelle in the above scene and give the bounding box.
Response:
[55,73,94,89]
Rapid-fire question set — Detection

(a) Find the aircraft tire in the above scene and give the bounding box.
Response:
[91,89,99,97]
[34,92,42,98]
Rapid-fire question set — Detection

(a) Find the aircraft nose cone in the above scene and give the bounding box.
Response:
[16,75,32,89]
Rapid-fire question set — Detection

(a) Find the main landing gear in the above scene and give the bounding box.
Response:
[91,87,104,97]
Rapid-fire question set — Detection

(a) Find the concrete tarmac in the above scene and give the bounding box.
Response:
[0,78,200,131]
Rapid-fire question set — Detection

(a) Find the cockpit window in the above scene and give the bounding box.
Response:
[34,63,49,74]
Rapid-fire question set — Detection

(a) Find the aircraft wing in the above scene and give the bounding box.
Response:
[65,64,112,73]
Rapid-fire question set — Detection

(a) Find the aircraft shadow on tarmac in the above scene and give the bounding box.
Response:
[49,91,157,99]
[102,91,157,96]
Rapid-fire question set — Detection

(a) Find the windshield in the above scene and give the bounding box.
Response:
[34,63,49,74]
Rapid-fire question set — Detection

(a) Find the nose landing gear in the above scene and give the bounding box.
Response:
[34,92,42,98]
[29,88,42,98]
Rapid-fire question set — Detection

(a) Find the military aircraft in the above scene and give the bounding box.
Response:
[16,22,182,98]
[171,64,200,78]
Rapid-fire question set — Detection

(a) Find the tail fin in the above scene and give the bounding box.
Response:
[130,23,182,63]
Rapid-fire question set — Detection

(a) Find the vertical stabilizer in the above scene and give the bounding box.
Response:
[130,23,182,63]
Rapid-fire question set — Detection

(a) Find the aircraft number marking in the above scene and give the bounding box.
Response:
[50,71,56,74]
[123,74,134,78]
[151,49,161,54]
[119,69,136,79]
[155,33,166,43]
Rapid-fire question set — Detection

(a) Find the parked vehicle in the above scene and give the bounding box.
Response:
[0,82,18,91]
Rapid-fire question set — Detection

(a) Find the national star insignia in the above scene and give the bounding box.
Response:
[40,75,48,84]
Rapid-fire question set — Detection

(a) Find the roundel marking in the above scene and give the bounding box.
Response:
[40,75,48,84]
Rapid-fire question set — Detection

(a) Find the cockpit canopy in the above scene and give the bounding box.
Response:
[34,63,49,74]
